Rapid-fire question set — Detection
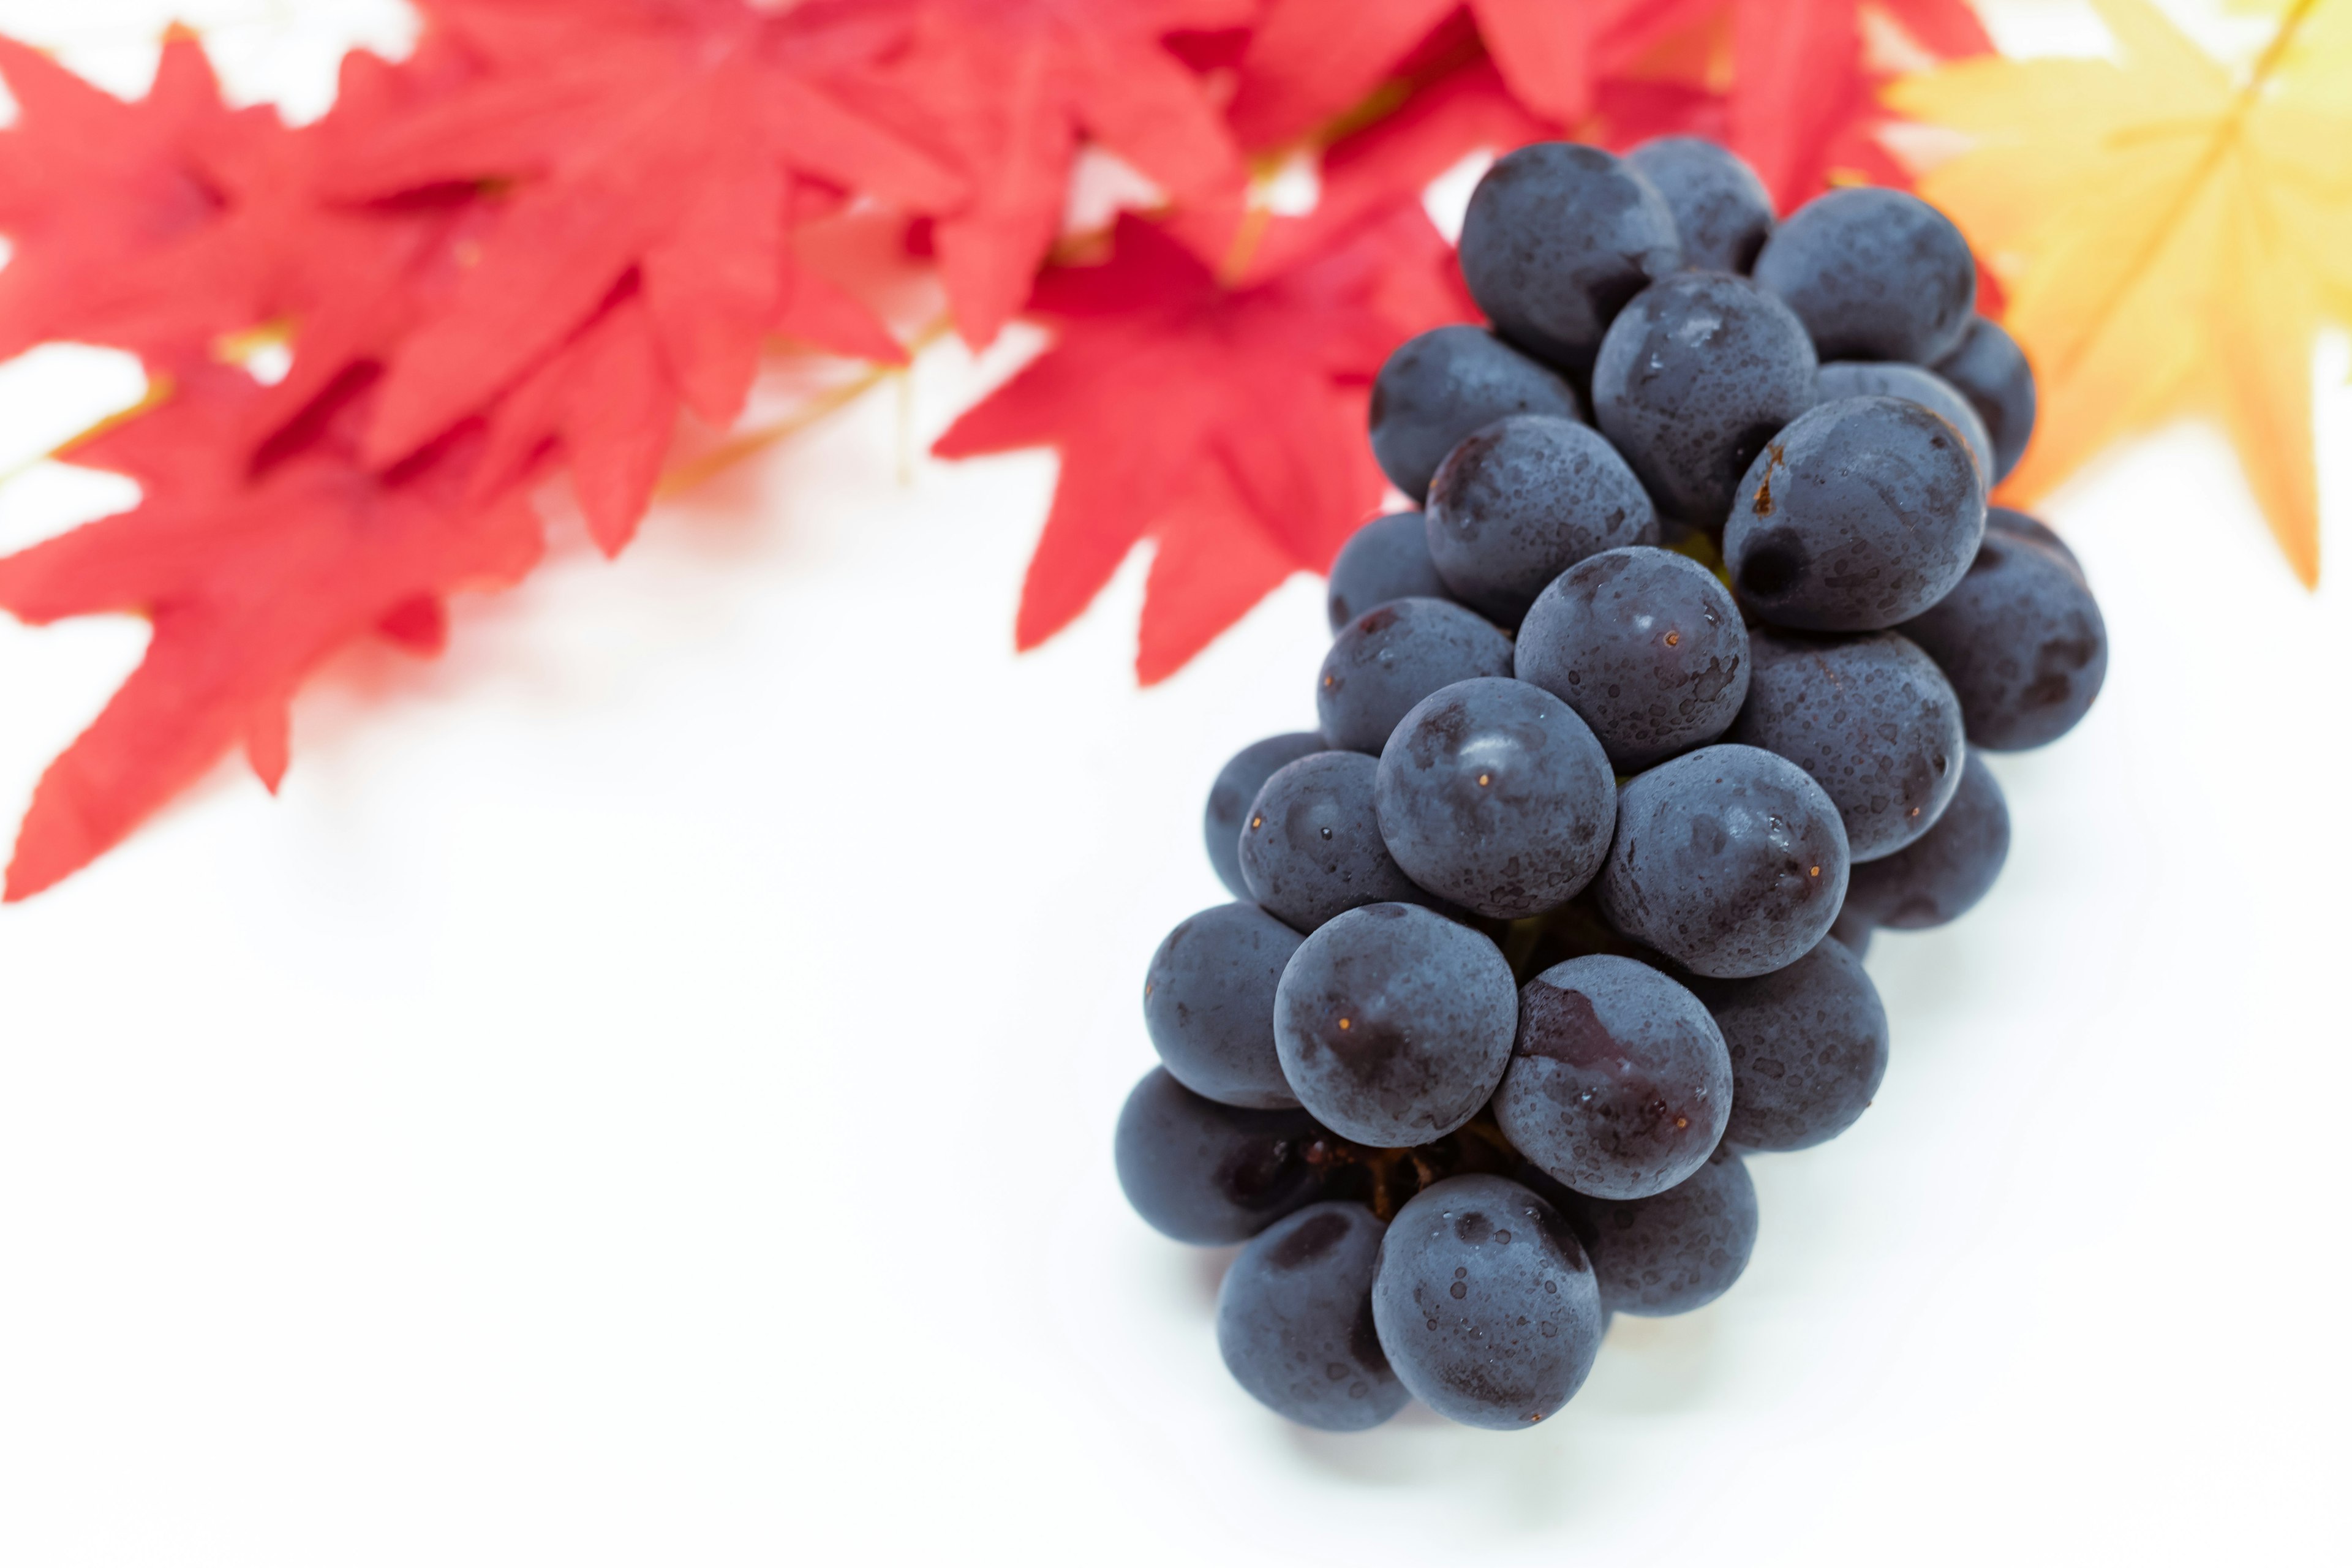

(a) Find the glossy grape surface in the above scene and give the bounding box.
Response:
[1240,751,1426,933]
[1598,744,1851,978]
[1318,597,1516,755]
[1426,414,1659,625]
[1458,142,1681,374]
[1730,627,1966,862]
[1273,903,1518,1147]
[1326,511,1449,631]
[1369,326,1583,504]
[1144,902,1305,1109]
[1216,1202,1408,1431]
[1493,954,1733,1199]
[1369,1174,1605,1428]
[1114,1069,1329,1245]
[1374,677,1616,919]
[1752,186,1976,363]
[1515,546,1751,771]
[1725,395,1986,632]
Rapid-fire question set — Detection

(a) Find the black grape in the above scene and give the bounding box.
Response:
[1724,395,1986,632]
[1682,936,1888,1152]
[1899,523,2108,750]
[1368,327,1584,505]
[1729,627,1966,862]
[1457,141,1682,375]
[1625,135,1774,274]
[1844,750,2010,930]
[1114,1068,1330,1245]
[1933,315,2038,481]
[1493,954,1733,1199]
[1374,677,1615,919]
[1327,511,1449,631]
[1515,545,1751,771]
[1144,903,1305,1110]
[1751,187,1977,364]
[1985,505,2081,577]
[1240,751,1425,932]
[1815,360,1993,483]
[1272,903,1517,1147]
[1216,1202,1408,1431]
[1205,732,1328,899]
[1598,744,1851,978]
[1425,414,1659,624]
[1317,597,1515,753]
[1592,271,1817,525]
[1368,1174,1604,1428]
[1561,1142,1758,1316]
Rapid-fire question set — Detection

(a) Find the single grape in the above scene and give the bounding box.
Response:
[1374,677,1616,919]
[1114,1068,1330,1245]
[1592,271,1818,525]
[1985,506,2081,577]
[1680,935,1888,1151]
[1598,744,1851,978]
[1515,545,1751,771]
[1425,415,1659,625]
[1724,395,1986,632]
[1625,135,1774,274]
[1205,733,1329,899]
[1370,1174,1604,1428]
[1240,751,1425,932]
[1272,903,1518,1147]
[1144,903,1305,1110]
[1216,1202,1408,1431]
[1317,597,1515,754]
[1457,141,1682,374]
[1493,954,1733,1199]
[1728,627,1966,862]
[1561,1142,1758,1315]
[1899,524,2108,750]
[1933,315,2037,481]
[1815,360,1994,484]
[1368,327,1585,504]
[1843,750,2010,929]
[1751,186,1977,363]
[1327,511,1449,631]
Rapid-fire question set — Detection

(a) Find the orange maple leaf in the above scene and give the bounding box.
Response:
[1889,0,2352,585]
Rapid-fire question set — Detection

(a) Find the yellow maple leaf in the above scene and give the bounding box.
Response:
[1888,0,2352,585]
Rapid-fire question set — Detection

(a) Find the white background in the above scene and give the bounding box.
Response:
[0,2,2345,1564]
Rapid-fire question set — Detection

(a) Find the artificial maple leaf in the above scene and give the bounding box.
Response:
[0,29,282,360]
[323,0,963,467]
[1227,0,1631,150]
[1889,0,2350,585]
[935,206,1469,681]
[845,0,1251,350]
[1727,0,1990,208]
[0,362,543,902]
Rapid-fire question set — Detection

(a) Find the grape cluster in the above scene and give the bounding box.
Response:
[1117,138,2105,1433]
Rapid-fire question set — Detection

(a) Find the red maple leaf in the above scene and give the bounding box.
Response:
[1725,0,1991,207]
[0,30,282,360]
[935,206,1469,681]
[843,0,1251,350]
[1226,0,1700,152]
[321,0,964,467]
[1222,0,1991,221]
[0,362,543,902]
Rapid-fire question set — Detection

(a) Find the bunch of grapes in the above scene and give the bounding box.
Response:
[1115,140,2106,1433]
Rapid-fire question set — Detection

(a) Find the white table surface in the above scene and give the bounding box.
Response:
[0,3,2345,1562]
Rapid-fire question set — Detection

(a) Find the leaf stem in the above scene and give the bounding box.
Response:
[654,318,954,499]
